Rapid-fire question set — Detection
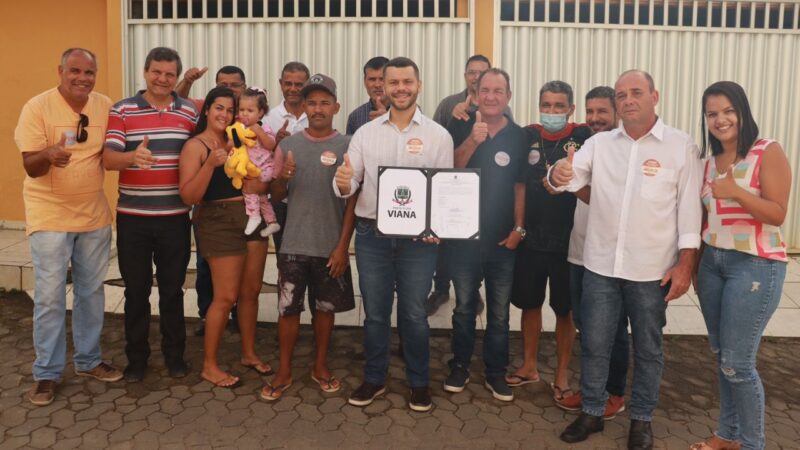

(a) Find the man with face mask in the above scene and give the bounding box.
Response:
[506,81,592,404]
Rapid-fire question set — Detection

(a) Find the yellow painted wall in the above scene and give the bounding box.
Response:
[473,0,495,62]
[0,0,123,226]
[0,1,487,225]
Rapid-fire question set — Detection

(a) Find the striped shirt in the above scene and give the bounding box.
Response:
[105,91,197,216]
[701,139,787,262]
[346,100,377,135]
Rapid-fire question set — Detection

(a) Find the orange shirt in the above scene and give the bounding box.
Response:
[15,88,113,235]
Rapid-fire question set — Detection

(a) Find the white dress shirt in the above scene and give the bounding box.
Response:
[567,200,589,266]
[264,100,308,136]
[562,118,703,282]
[333,107,454,219]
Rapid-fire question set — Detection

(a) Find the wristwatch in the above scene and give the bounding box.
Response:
[513,226,527,239]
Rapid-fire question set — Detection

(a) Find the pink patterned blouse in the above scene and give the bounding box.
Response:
[701,139,788,262]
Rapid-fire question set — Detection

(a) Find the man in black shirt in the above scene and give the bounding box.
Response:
[507,81,592,403]
[443,69,527,402]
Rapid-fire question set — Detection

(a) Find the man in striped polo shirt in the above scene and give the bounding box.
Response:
[102,47,198,383]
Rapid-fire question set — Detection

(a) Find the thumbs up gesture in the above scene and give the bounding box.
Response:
[452,98,472,122]
[47,133,72,168]
[280,150,296,180]
[275,120,291,144]
[335,153,354,195]
[470,111,488,145]
[131,136,158,169]
[711,167,740,200]
[551,145,575,187]
[184,66,208,83]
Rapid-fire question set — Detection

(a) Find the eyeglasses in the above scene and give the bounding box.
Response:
[77,114,89,143]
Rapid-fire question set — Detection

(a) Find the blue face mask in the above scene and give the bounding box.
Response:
[540,113,568,133]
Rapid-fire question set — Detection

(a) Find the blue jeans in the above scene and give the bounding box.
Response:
[570,263,629,396]
[448,241,515,379]
[433,242,451,293]
[697,246,785,450]
[580,270,667,421]
[355,220,437,387]
[29,226,111,380]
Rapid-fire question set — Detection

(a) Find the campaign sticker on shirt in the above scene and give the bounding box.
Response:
[495,151,511,167]
[320,151,337,166]
[528,149,541,166]
[642,159,661,176]
[406,138,424,155]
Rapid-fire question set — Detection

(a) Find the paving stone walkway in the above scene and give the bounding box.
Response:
[0,291,798,449]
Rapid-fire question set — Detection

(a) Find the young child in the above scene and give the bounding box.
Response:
[238,87,281,237]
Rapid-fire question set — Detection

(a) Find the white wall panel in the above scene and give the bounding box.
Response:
[125,20,470,134]
[499,23,800,247]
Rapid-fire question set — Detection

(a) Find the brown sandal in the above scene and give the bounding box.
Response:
[689,435,742,450]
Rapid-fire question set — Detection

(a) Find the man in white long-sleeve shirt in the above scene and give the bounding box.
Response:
[333,57,454,413]
[550,70,703,449]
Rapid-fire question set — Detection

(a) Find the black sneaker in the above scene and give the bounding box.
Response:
[348,382,386,407]
[123,364,146,383]
[167,360,188,378]
[408,387,432,412]
[443,366,470,393]
[484,376,514,402]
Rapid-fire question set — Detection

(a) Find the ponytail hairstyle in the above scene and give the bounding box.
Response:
[241,87,269,117]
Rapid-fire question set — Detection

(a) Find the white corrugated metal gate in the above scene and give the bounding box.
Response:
[496,0,800,248]
[123,0,473,133]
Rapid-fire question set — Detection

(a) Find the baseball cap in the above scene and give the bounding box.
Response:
[301,73,337,99]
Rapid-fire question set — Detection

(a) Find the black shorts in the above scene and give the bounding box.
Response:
[511,248,571,316]
[277,253,355,317]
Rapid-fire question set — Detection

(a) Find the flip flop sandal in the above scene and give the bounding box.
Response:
[260,382,292,401]
[311,374,341,393]
[505,373,541,387]
[550,382,574,402]
[201,374,241,389]
[242,362,274,376]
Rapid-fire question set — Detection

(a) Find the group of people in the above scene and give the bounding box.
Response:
[15,46,790,450]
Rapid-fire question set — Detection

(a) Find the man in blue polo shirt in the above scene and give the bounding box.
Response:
[443,68,527,402]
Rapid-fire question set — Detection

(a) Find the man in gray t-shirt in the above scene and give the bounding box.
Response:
[261,74,356,401]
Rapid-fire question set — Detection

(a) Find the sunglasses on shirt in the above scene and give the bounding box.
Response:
[77,113,89,143]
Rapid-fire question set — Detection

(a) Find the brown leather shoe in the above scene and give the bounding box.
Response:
[28,380,57,406]
[75,362,123,382]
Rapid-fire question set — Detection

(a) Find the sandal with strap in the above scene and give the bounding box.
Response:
[505,373,541,387]
[311,373,341,393]
[550,382,574,402]
[260,381,292,401]
[201,373,240,389]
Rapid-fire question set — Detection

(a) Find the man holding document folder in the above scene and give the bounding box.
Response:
[442,68,527,402]
[333,57,453,412]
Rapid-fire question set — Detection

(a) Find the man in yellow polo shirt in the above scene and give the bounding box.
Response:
[15,48,123,406]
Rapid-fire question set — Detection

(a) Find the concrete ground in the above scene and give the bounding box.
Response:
[1,292,799,449]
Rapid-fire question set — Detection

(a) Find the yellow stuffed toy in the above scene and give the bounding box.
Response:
[224,122,261,189]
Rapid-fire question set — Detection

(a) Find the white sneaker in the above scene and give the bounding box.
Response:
[244,216,262,235]
[260,222,281,237]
